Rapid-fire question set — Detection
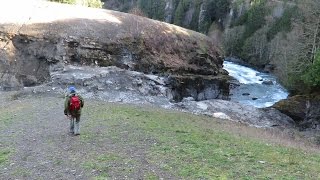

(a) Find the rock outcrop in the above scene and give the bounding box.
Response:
[273,94,320,130]
[12,63,292,129]
[0,1,229,101]
[20,64,294,129]
[177,99,295,128]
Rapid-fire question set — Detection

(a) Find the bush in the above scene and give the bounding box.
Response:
[85,0,104,8]
[49,0,76,4]
[302,51,320,88]
[48,0,103,8]
[128,7,146,17]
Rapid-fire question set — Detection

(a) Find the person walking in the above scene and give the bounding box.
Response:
[64,86,84,136]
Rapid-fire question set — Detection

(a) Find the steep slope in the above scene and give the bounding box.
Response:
[0,0,229,101]
[103,0,231,33]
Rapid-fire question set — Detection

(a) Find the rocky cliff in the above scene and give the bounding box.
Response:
[0,1,229,101]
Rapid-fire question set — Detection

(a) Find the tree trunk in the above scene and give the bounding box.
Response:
[311,19,320,63]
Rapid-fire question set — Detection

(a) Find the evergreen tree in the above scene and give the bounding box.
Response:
[303,51,320,88]
[174,0,190,26]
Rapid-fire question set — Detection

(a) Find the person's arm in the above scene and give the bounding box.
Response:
[64,96,70,115]
[79,95,84,108]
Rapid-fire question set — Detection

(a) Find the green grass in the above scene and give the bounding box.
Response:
[0,99,29,167]
[12,168,32,178]
[82,151,136,179]
[82,101,320,179]
[0,98,30,130]
[0,105,19,130]
[2,96,318,179]
[144,172,159,180]
[0,149,11,165]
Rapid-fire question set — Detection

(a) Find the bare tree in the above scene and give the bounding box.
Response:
[297,0,320,64]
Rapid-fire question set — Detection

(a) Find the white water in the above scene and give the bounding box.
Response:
[223,61,289,108]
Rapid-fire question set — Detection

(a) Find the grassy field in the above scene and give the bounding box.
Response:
[0,97,28,167]
[0,95,319,179]
[80,101,320,179]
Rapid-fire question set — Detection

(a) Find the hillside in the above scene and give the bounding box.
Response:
[102,0,320,93]
[0,1,227,97]
[0,0,229,101]
[0,92,319,179]
[103,0,231,33]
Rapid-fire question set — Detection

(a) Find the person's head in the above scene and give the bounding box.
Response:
[69,86,76,93]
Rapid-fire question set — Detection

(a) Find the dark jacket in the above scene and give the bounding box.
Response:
[64,93,84,116]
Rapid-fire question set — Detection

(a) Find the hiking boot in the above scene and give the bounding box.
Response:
[74,133,80,136]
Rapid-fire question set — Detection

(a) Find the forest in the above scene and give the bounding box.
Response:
[224,0,320,93]
[101,0,231,33]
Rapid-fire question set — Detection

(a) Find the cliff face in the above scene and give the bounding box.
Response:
[103,0,231,33]
[0,1,229,101]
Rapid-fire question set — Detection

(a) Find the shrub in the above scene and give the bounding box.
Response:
[48,0,104,8]
[128,7,146,17]
[302,51,320,88]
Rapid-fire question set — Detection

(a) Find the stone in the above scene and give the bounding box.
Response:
[273,95,307,123]
[182,97,195,102]
[263,64,275,73]
[273,93,320,130]
[262,80,274,85]
[168,75,229,102]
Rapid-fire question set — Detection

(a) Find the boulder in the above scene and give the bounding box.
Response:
[166,75,229,102]
[273,95,307,123]
[273,94,320,130]
[262,80,274,85]
[263,64,275,73]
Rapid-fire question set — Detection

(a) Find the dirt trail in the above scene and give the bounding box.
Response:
[0,92,175,179]
[0,93,89,179]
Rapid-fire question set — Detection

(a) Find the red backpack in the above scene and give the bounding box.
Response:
[69,95,81,111]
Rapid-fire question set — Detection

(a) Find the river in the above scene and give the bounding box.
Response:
[223,61,289,108]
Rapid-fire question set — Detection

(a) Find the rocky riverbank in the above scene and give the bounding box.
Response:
[12,64,294,129]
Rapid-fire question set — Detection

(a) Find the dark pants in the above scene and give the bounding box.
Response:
[69,115,80,135]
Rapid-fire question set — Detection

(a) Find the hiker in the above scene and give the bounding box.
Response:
[64,86,84,136]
